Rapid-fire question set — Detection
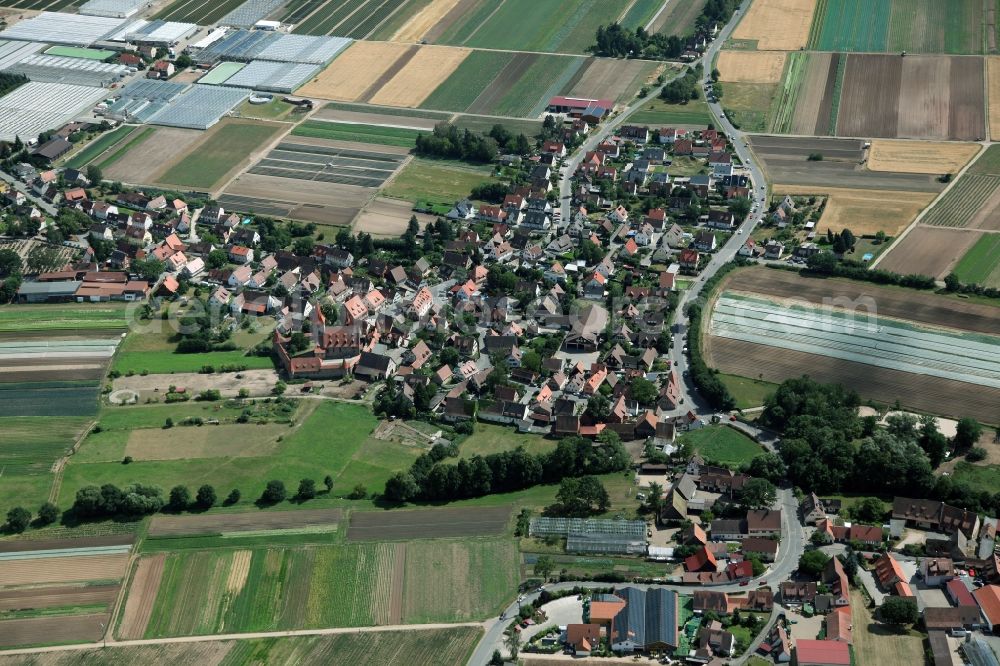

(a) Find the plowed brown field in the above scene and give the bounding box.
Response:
[0,554,128,586]
[876,226,983,279]
[0,584,118,611]
[0,613,108,648]
[117,554,165,640]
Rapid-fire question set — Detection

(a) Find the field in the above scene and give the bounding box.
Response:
[390,0,462,42]
[246,139,408,189]
[347,506,511,541]
[0,627,483,665]
[732,0,817,50]
[103,127,205,186]
[436,0,625,54]
[989,57,1000,138]
[155,0,248,23]
[131,538,514,636]
[63,125,140,169]
[920,174,1000,229]
[837,54,985,141]
[220,173,371,226]
[716,50,787,83]
[850,591,925,666]
[876,226,984,279]
[0,417,92,512]
[111,348,275,375]
[0,614,109,649]
[419,50,516,112]
[459,423,556,459]
[353,197,436,237]
[157,121,284,191]
[292,120,422,148]
[808,0,989,54]
[383,158,496,207]
[291,0,430,38]
[299,42,414,101]
[867,140,980,174]
[704,267,1000,422]
[0,554,128,586]
[369,46,470,108]
[968,143,1000,174]
[953,233,1000,287]
[91,126,155,173]
[149,508,343,538]
[718,374,779,409]
[677,426,764,466]
[312,104,446,130]
[772,184,935,235]
[561,57,661,105]
[630,96,713,127]
[124,423,289,461]
[60,402,380,509]
[0,303,128,332]
[751,136,944,192]
[650,0,707,36]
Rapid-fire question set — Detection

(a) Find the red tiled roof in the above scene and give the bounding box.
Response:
[975,585,1000,625]
[796,639,851,666]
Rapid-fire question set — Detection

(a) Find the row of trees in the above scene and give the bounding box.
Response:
[592,0,739,60]
[801,254,936,290]
[414,123,531,163]
[384,436,631,503]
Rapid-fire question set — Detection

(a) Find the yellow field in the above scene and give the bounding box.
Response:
[774,184,936,235]
[851,591,926,666]
[297,41,413,101]
[868,140,981,174]
[392,0,463,42]
[732,0,817,50]
[988,57,1000,139]
[717,50,787,83]
[369,45,470,108]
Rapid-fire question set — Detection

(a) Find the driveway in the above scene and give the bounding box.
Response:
[521,596,584,645]
[858,569,886,606]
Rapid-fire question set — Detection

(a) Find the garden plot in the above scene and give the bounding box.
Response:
[247,140,407,188]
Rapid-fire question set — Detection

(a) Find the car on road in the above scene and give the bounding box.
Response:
[740,580,749,586]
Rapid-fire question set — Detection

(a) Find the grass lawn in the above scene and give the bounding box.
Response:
[383,158,496,207]
[158,120,282,189]
[459,424,556,459]
[446,471,639,518]
[678,425,764,466]
[63,125,140,169]
[291,120,422,148]
[0,303,129,332]
[113,349,275,375]
[719,374,778,409]
[630,96,713,126]
[954,234,1000,287]
[850,589,926,665]
[951,460,1000,494]
[59,402,379,509]
[238,98,295,121]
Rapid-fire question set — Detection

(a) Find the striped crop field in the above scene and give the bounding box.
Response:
[921,174,1000,227]
[808,0,892,52]
[954,234,1000,287]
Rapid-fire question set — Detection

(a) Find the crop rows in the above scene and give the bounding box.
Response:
[954,235,1000,286]
[344,0,399,38]
[922,174,1000,227]
[768,52,808,134]
[810,0,891,52]
[420,51,514,113]
[969,144,1000,175]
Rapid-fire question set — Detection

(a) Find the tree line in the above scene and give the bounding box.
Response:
[592,0,739,60]
[384,436,631,503]
[415,123,532,163]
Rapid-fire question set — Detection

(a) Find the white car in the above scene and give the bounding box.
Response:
[737,229,743,234]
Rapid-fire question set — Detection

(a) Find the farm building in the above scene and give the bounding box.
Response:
[102,80,247,129]
[221,60,319,94]
[529,517,647,554]
[79,0,149,18]
[0,82,106,142]
[194,29,350,66]
[0,12,127,47]
[547,95,613,119]
[0,41,45,70]
[609,587,679,653]
[7,55,128,87]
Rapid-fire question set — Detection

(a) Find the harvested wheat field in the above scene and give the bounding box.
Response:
[392,0,464,42]
[104,127,203,185]
[298,42,415,101]
[989,56,1000,138]
[369,45,470,108]
[774,184,935,235]
[0,554,129,586]
[717,50,787,83]
[876,226,983,278]
[732,0,817,50]
[117,554,165,640]
[868,140,981,174]
[354,197,436,237]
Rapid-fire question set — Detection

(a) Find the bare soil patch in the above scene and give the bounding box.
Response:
[877,226,983,278]
[717,50,787,84]
[148,507,343,537]
[567,57,660,104]
[897,56,950,139]
[124,423,286,461]
[0,536,133,554]
[0,554,129,586]
[106,127,203,185]
[112,369,280,401]
[790,52,833,135]
[732,0,817,50]
[838,54,902,138]
[117,554,165,640]
[347,505,511,541]
[298,41,414,101]
[369,45,470,108]
[868,140,980,175]
[354,197,436,237]
[722,266,1000,336]
[222,172,373,226]
[392,0,464,42]
[774,184,935,235]
[0,585,118,612]
[0,613,108,648]
[949,55,987,141]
